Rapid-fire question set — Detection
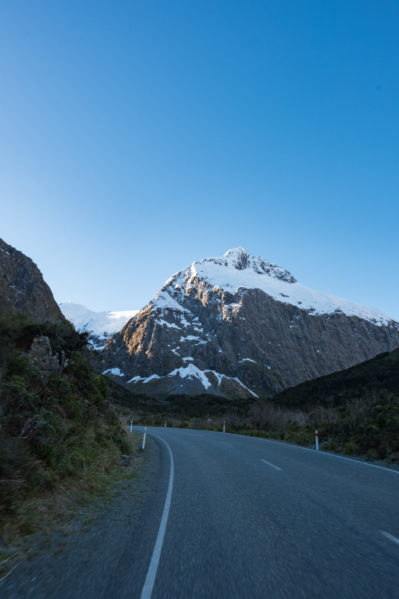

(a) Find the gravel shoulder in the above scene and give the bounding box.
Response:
[1,434,164,599]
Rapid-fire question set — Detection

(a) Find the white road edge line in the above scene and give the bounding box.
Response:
[234,433,399,475]
[300,448,399,474]
[260,458,282,471]
[140,435,175,599]
[380,531,399,546]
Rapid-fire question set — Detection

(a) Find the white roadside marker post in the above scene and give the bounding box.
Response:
[223,421,226,433]
[130,420,133,433]
[142,426,147,450]
[315,430,319,451]
[164,422,167,428]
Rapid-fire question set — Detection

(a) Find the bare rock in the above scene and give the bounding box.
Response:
[29,335,60,376]
[0,238,64,322]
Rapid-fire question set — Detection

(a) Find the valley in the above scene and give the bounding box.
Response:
[1,237,398,597]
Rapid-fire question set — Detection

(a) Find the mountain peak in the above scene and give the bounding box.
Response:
[155,248,394,326]
[223,247,250,270]
[224,246,248,256]
[202,248,297,282]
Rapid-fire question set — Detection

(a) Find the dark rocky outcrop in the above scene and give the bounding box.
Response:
[0,238,64,322]
[28,335,60,377]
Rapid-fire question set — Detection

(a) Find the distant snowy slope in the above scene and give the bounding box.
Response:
[60,302,138,348]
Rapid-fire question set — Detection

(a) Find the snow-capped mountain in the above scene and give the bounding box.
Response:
[60,302,138,349]
[102,248,399,398]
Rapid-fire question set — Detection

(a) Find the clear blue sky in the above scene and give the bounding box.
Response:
[1,1,398,319]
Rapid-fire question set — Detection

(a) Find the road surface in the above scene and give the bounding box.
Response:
[4,427,399,598]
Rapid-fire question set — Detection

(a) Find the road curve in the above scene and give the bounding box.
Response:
[4,427,398,599]
[137,427,399,599]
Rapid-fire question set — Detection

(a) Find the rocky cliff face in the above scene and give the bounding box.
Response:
[102,248,399,398]
[0,238,64,322]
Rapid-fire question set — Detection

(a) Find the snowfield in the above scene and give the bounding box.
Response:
[60,303,138,336]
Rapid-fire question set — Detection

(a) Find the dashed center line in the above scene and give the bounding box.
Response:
[260,458,282,471]
[217,441,233,448]
[380,530,399,546]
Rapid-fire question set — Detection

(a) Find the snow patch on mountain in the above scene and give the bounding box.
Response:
[103,367,124,377]
[155,319,180,329]
[127,373,161,384]
[168,363,212,389]
[153,290,188,313]
[205,369,259,398]
[125,363,260,398]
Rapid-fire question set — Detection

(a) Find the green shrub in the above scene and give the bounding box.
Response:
[343,441,357,455]
[0,313,129,538]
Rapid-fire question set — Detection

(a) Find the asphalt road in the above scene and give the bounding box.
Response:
[136,427,399,599]
[4,427,399,599]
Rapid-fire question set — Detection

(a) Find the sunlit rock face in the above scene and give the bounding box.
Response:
[102,248,399,399]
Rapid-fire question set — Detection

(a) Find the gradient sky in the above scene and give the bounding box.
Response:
[1,1,398,319]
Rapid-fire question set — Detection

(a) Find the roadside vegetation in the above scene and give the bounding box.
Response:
[0,313,139,547]
[263,349,399,462]
[234,390,398,463]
